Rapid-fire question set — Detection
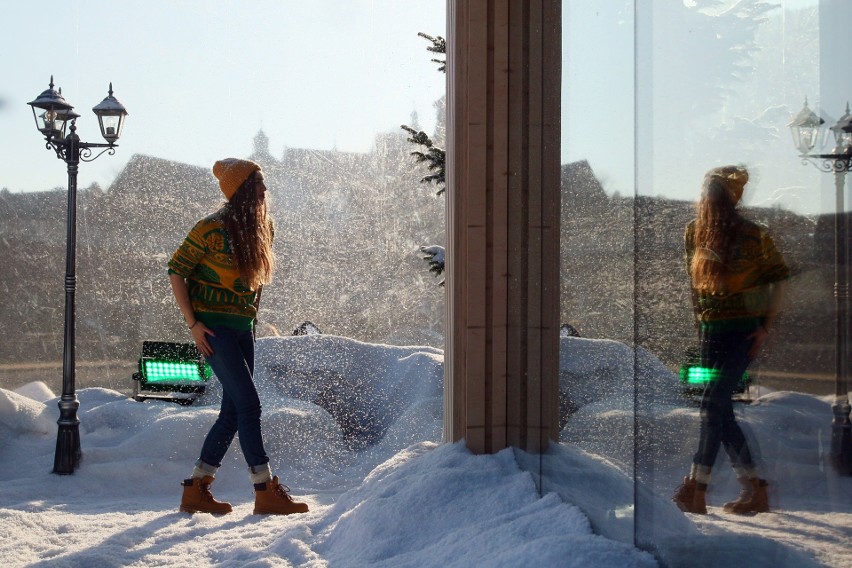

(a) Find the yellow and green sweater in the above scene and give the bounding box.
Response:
[685,219,789,332]
[168,213,258,331]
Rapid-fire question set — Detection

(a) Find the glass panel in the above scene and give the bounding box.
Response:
[634,2,851,564]
[99,115,120,139]
[555,0,851,563]
[544,0,638,546]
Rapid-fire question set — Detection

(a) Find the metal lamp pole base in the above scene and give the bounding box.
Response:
[831,402,852,475]
[53,397,81,474]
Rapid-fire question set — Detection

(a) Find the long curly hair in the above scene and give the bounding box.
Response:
[219,170,275,290]
[689,166,748,294]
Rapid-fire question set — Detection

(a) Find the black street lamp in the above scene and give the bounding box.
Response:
[28,76,128,475]
[789,98,852,476]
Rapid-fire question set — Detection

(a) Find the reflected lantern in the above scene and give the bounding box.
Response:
[788,98,825,155]
[830,103,852,153]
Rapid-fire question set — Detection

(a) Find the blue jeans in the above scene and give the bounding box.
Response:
[198,326,269,468]
[693,328,755,473]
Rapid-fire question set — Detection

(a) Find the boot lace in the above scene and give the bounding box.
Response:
[273,482,296,502]
[200,481,216,502]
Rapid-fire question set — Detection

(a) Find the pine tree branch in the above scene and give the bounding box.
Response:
[400,124,446,195]
[420,245,445,286]
[417,32,446,73]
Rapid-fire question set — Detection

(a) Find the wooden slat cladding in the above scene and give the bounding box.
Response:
[445,0,561,454]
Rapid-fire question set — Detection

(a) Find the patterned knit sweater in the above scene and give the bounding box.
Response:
[168,213,258,331]
[685,219,789,331]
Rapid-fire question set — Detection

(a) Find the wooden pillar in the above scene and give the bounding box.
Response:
[445,0,561,454]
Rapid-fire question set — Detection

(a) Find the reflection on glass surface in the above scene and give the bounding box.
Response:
[673,165,788,519]
[555,0,851,564]
[551,0,639,546]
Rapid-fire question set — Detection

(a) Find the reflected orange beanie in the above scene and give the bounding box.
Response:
[706,165,749,203]
[213,158,261,200]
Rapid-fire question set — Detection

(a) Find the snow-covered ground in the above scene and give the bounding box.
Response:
[0,335,849,567]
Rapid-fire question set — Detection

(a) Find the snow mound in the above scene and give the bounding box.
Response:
[0,388,54,447]
[13,381,56,403]
[540,442,697,544]
[0,334,848,565]
[241,334,444,451]
[559,336,687,470]
[312,442,658,568]
[559,336,681,414]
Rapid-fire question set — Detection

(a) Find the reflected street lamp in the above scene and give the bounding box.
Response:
[28,76,128,475]
[788,98,852,476]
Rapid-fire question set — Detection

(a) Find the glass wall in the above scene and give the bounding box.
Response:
[551,0,852,564]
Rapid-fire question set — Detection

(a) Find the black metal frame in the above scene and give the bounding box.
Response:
[131,341,211,405]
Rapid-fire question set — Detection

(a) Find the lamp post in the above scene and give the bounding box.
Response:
[28,76,128,474]
[789,98,852,475]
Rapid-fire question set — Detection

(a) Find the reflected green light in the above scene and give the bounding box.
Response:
[680,366,720,385]
[679,365,749,386]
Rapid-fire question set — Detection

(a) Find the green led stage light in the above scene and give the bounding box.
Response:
[132,341,211,405]
[142,359,211,383]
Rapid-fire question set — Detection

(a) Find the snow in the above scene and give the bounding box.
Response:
[0,335,849,567]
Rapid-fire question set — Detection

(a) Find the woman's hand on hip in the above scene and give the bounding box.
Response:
[191,322,216,357]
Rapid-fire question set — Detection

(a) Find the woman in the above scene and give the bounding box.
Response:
[673,165,788,515]
[169,158,308,516]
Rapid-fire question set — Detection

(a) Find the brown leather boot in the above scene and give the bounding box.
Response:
[672,476,708,514]
[723,477,769,515]
[179,476,233,514]
[253,476,309,515]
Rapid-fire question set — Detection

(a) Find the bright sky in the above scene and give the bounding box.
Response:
[1,0,845,215]
[0,0,446,193]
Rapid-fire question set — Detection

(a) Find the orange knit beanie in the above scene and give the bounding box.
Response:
[212,158,261,200]
[706,165,749,203]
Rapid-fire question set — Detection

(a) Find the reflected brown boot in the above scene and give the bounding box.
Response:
[723,478,769,515]
[179,476,233,514]
[253,476,309,515]
[673,476,707,514]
